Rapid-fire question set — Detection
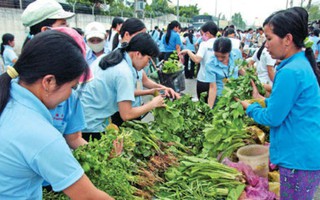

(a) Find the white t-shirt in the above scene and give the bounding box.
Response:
[253,48,276,85]
[196,38,216,82]
[229,38,241,49]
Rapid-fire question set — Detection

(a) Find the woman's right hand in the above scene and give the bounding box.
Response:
[151,95,166,108]
[251,80,264,99]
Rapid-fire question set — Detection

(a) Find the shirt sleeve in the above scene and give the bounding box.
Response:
[196,42,205,59]
[204,58,217,83]
[63,92,87,134]
[115,68,135,103]
[31,137,84,192]
[246,68,298,127]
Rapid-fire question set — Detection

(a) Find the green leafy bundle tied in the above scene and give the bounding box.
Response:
[162,51,184,74]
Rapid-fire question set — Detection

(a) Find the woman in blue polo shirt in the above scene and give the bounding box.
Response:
[162,20,182,60]
[240,7,320,199]
[205,37,242,108]
[79,32,165,140]
[0,31,113,199]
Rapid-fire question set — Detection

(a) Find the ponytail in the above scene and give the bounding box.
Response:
[165,20,181,44]
[256,41,266,61]
[0,72,14,115]
[0,43,4,56]
[305,47,320,85]
[100,32,159,70]
[100,43,127,70]
[112,33,120,51]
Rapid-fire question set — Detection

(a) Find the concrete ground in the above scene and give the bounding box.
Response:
[143,77,320,199]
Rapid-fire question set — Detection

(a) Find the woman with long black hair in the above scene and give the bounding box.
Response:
[162,20,182,61]
[79,33,165,140]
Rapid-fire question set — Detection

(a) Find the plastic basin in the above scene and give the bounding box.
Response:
[237,144,269,178]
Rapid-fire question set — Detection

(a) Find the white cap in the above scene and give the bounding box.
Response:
[85,22,106,40]
[22,0,75,27]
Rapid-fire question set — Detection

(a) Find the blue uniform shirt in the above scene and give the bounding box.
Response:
[246,51,320,170]
[2,45,18,67]
[0,81,84,199]
[79,52,136,132]
[204,50,240,96]
[86,48,110,66]
[50,91,86,134]
[185,35,196,52]
[162,30,182,52]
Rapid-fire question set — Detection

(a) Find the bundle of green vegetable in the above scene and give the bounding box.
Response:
[43,133,140,200]
[202,61,266,161]
[152,94,213,154]
[161,51,184,74]
[155,156,246,199]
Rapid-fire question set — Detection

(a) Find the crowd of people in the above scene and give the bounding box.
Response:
[0,0,320,199]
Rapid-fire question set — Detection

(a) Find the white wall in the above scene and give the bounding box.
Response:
[0,7,188,55]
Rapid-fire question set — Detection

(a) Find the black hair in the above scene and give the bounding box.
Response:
[112,18,146,51]
[165,20,181,44]
[256,41,266,61]
[100,32,159,70]
[213,37,232,53]
[159,30,164,41]
[73,27,84,36]
[0,30,89,115]
[108,17,124,42]
[263,7,320,85]
[224,28,236,37]
[313,29,320,37]
[188,29,194,44]
[201,21,218,37]
[1,33,14,56]
[23,18,57,47]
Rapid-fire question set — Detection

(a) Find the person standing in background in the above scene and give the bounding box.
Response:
[85,22,110,66]
[183,28,196,79]
[162,20,182,61]
[1,33,18,70]
[179,22,218,102]
[107,17,124,51]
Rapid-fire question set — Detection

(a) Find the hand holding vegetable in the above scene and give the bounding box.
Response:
[251,80,264,100]
[151,95,166,108]
[178,49,190,56]
[110,138,123,158]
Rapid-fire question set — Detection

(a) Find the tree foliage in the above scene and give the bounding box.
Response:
[149,0,175,15]
[308,4,320,21]
[179,4,200,18]
[231,12,246,30]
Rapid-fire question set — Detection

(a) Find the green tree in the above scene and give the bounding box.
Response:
[231,12,246,30]
[178,4,200,18]
[308,4,320,21]
[149,0,174,15]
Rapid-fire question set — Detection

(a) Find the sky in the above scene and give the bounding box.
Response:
[166,0,319,26]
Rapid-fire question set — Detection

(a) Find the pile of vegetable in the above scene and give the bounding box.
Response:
[156,156,246,199]
[43,59,274,199]
[161,51,184,74]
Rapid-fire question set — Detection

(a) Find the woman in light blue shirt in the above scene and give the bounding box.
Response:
[240,7,320,199]
[79,32,165,139]
[162,20,182,60]
[0,31,113,199]
[1,33,18,69]
[205,37,241,108]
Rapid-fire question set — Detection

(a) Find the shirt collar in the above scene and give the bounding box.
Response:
[10,81,53,123]
[276,51,304,71]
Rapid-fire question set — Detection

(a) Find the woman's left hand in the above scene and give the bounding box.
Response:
[235,97,250,110]
[110,138,123,158]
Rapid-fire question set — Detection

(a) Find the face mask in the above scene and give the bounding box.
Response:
[202,34,209,41]
[87,41,105,53]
